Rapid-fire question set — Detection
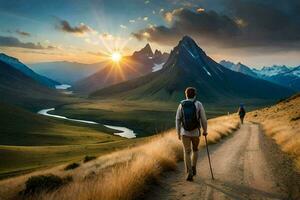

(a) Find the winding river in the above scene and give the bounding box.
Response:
[37,108,136,139]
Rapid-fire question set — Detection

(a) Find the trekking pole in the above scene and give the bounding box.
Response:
[204,135,215,180]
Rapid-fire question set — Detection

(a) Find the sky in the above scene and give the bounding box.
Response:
[0,0,299,68]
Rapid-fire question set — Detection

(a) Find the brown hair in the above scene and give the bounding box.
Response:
[185,87,196,99]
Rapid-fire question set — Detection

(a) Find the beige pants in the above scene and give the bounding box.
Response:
[182,135,200,175]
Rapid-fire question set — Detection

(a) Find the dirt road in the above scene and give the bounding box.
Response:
[144,123,291,200]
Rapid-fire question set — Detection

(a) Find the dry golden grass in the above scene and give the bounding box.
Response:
[0,115,239,200]
[248,94,300,171]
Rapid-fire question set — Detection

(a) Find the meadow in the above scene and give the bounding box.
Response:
[0,97,271,179]
[0,114,239,200]
[0,103,144,179]
[52,98,269,135]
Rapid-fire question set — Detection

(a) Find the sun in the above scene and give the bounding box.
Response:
[111,52,122,62]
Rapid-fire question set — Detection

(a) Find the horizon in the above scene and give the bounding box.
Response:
[2,39,300,69]
[0,0,300,68]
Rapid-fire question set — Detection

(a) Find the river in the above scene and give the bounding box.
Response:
[37,108,136,139]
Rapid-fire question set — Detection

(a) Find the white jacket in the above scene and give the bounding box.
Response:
[176,98,207,137]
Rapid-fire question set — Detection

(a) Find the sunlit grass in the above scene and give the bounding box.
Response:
[0,115,239,200]
[248,94,300,171]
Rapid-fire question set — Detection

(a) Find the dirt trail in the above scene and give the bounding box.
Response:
[144,123,288,200]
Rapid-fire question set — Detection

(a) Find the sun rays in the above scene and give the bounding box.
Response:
[92,35,141,83]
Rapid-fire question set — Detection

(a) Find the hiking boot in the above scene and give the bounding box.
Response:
[186,174,193,182]
[192,166,197,176]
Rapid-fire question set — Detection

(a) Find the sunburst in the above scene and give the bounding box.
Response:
[111,51,122,63]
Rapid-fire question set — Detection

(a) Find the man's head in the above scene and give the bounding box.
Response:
[185,87,197,99]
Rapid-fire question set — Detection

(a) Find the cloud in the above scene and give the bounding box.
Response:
[132,0,300,50]
[133,8,239,46]
[164,12,173,23]
[196,8,205,13]
[15,30,31,37]
[0,35,55,49]
[56,19,92,35]
[120,24,127,29]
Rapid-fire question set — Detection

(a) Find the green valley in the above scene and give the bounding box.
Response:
[0,103,144,179]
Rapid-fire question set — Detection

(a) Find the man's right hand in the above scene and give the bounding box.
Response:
[203,131,208,137]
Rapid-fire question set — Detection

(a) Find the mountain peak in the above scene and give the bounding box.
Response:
[179,36,198,47]
[166,35,206,68]
[132,43,153,58]
[142,43,153,55]
[154,49,162,56]
[181,35,194,42]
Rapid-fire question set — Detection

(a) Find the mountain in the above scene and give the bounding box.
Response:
[253,65,291,77]
[152,50,169,65]
[90,36,294,104]
[266,66,300,91]
[219,60,257,77]
[219,61,300,91]
[0,53,59,88]
[253,65,300,91]
[132,43,153,58]
[29,61,106,84]
[73,44,169,94]
[0,60,61,110]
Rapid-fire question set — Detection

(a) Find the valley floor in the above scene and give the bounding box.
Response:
[143,123,300,200]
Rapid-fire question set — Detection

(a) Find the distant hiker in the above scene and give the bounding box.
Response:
[238,104,246,124]
[176,87,208,181]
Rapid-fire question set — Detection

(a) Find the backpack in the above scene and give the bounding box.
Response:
[239,107,245,116]
[181,100,200,131]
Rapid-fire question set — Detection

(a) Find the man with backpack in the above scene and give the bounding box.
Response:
[176,87,208,181]
[238,104,246,124]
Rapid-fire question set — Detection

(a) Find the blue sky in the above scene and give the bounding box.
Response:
[0,0,299,68]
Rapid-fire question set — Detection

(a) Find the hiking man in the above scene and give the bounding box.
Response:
[238,104,246,124]
[176,87,208,181]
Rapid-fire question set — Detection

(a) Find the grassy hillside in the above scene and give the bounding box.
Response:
[0,103,143,179]
[0,115,239,200]
[248,93,300,170]
[0,60,67,111]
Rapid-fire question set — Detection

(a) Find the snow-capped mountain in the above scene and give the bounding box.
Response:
[266,66,300,91]
[219,60,257,77]
[91,36,294,103]
[252,65,300,91]
[253,65,291,77]
[0,53,59,88]
[286,66,300,77]
[219,60,299,91]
